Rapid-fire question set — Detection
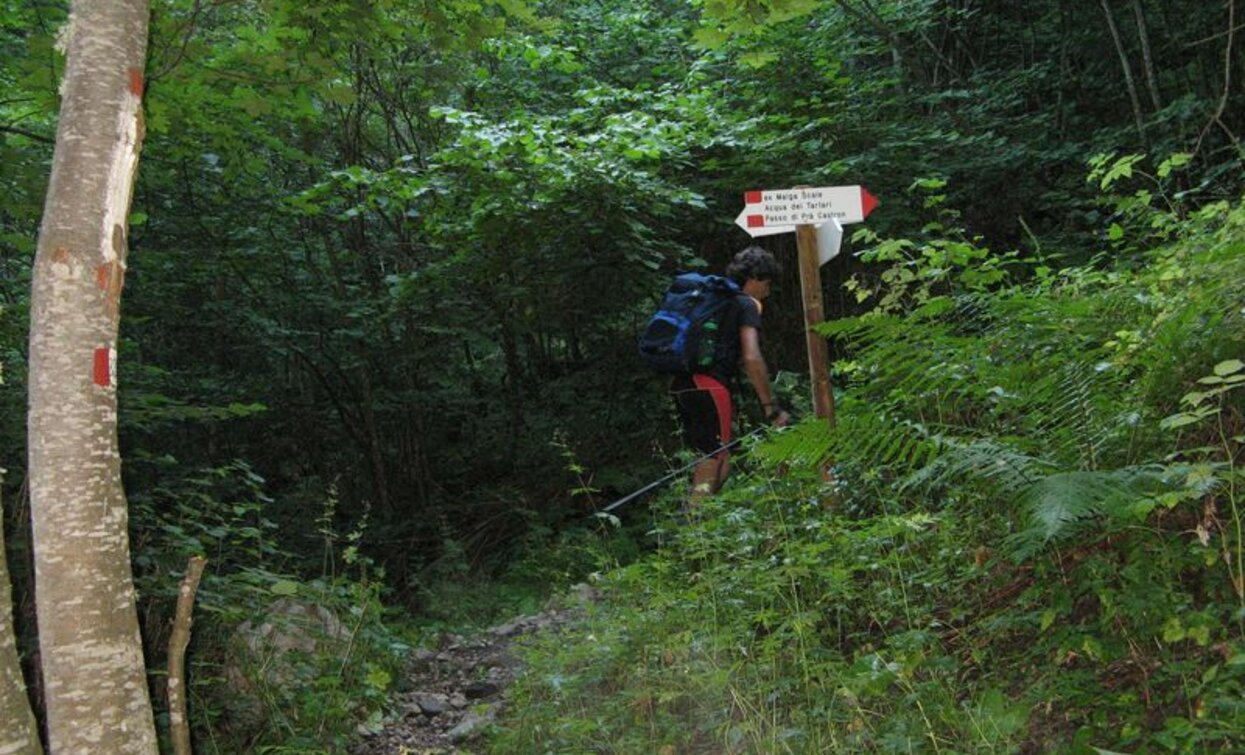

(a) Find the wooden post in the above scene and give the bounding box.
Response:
[794,222,836,428]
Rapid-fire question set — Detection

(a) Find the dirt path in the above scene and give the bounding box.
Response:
[350,585,596,754]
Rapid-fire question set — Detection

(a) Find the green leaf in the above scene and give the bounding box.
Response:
[738,51,779,69]
[692,26,729,49]
[1160,412,1202,430]
[1099,153,1144,190]
[1180,391,1209,407]
[910,177,947,191]
[270,579,300,596]
[1213,359,1244,376]
[1157,152,1192,178]
[365,667,392,690]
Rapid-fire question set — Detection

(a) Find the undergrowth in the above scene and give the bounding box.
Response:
[128,464,408,753]
[490,167,1245,753]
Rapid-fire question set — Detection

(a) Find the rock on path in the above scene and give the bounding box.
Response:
[351,584,599,754]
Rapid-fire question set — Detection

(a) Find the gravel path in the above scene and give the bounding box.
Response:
[351,585,596,754]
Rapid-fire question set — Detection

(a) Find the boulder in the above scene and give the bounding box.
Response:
[221,598,350,735]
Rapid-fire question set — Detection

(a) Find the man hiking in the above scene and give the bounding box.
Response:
[671,245,790,506]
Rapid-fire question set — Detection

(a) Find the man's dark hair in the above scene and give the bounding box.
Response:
[726,245,780,284]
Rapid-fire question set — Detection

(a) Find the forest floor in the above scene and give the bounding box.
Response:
[350,584,598,754]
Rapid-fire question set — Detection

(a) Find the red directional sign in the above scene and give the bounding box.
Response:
[736,185,878,236]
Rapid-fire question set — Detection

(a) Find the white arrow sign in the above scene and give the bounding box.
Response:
[735,185,878,236]
[817,218,844,266]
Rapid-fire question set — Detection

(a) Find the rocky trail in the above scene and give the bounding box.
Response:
[351,585,597,754]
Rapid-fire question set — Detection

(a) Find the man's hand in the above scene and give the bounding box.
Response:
[765,404,791,427]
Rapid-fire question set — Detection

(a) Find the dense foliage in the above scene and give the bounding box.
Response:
[498,183,1245,754]
[1,0,1242,750]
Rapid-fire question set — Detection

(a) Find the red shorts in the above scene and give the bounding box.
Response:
[671,374,732,456]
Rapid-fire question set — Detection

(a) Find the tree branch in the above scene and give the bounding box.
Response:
[1099,0,1148,141]
[1196,0,1240,155]
[0,125,54,144]
[167,556,207,755]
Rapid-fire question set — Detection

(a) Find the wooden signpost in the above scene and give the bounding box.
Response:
[737,185,878,428]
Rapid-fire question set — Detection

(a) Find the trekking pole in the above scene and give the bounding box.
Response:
[595,426,768,516]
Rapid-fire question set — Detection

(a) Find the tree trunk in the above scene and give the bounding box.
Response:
[1131,0,1164,111]
[1099,0,1149,140]
[1056,0,1073,138]
[26,1,158,753]
[834,0,907,89]
[357,365,393,519]
[0,479,42,755]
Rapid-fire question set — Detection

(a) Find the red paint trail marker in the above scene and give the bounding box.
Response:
[93,347,115,387]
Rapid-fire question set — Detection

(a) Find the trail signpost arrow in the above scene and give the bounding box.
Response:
[736,184,879,429]
[816,218,844,266]
[734,185,878,236]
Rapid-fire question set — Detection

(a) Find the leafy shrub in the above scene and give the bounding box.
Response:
[128,460,407,752]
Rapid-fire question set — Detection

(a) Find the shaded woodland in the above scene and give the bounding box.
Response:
[1,0,1243,751]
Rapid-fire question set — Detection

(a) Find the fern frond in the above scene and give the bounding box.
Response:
[755,419,835,468]
[897,434,1052,494]
[1008,360,1134,468]
[1004,465,1175,560]
[755,410,942,480]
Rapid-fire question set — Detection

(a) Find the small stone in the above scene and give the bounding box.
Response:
[569,582,600,604]
[446,706,498,743]
[415,694,450,716]
[463,681,501,699]
[449,692,469,709]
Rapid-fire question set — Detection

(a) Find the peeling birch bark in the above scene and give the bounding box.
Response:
[27,1,157,753]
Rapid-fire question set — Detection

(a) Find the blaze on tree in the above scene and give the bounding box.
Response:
[26,1,157,752]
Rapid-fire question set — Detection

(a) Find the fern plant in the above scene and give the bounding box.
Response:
[770,195,1245,561]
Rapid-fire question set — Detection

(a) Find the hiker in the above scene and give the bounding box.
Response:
[672,245,790,504]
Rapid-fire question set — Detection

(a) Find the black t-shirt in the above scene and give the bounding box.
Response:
[705,293,762,385]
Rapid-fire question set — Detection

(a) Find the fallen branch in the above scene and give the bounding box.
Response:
[168,556,207,755]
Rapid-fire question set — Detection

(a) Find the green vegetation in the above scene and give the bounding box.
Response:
[1,0,1242,751]
[496,187,1245,754]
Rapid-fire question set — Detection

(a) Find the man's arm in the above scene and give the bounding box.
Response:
[740,325,790,427]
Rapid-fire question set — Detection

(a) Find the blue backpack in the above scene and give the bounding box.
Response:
[638,273,740,374]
